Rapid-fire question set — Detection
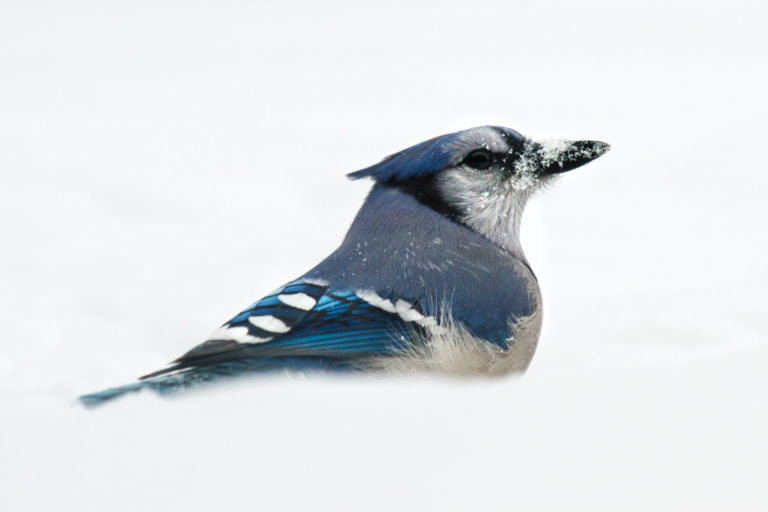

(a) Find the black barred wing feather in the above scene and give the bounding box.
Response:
[143,278,439,378]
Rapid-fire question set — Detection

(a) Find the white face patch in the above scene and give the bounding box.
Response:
[436,164,535,257]
[433,129,563,257]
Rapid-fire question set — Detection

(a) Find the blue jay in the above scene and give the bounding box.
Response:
[79,126,608,406]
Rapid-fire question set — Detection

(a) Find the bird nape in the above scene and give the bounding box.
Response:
[78,126,609,407]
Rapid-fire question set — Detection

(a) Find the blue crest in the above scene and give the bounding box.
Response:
[347,131,465,182]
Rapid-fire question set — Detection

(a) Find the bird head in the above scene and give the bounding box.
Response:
[349,126,609,254]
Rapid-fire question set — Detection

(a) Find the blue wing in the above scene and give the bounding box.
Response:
[80,277,438,406]
[142,278,434,379]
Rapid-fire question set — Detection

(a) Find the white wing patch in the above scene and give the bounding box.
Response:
[356,290,442,333]
[394,299,427,322]
[207,326,272,344]
[416,316,438,329]
[277,292,317,311]
[356,290,397,313]
[248,315,292,333]
[394,299,413,313]
[399,308,425,322]
[304,277,329,286]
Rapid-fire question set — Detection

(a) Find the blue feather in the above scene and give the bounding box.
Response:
[78,357,362,407]
[348,132,460,182]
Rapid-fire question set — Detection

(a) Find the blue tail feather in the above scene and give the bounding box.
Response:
[78,357,361,408]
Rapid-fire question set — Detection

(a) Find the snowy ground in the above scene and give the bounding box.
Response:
[1,1,767,510]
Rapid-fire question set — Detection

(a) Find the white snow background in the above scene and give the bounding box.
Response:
[1,1,766,510]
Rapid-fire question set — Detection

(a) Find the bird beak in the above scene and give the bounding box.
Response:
[527,139,610,176]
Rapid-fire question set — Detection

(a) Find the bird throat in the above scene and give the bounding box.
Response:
[389,176,529,258]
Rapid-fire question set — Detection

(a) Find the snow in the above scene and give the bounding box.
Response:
[1,0,767,510]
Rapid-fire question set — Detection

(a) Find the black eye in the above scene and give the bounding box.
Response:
[463,149,493,170]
